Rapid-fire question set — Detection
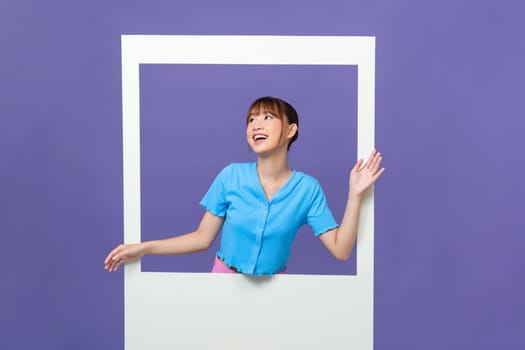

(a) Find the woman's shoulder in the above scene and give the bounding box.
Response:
[289,169,324,196]
[216,162,255,178]
[227,162,255,169]
[222,162,255,173]
[293,169,320,185]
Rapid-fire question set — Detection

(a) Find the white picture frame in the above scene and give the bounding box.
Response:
[122,35,376,350]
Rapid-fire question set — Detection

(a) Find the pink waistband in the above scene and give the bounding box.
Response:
[211,255,286,275]
[211,255,238,273]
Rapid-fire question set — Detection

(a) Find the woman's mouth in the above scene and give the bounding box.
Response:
[253,134,268,143]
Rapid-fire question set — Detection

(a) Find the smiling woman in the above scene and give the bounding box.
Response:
[246,96,299,151]
[104,96,384,275]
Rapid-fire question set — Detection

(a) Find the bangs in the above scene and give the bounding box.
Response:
[246,97,284,123]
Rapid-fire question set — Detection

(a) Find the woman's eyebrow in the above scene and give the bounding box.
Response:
[250,110,276,115]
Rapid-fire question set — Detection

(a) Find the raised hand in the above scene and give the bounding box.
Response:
[104,243,144,272]
[349,149,385,197]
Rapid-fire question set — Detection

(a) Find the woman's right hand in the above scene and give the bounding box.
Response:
[104,243,145,272]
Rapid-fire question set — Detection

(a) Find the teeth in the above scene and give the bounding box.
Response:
[254,135,267,140]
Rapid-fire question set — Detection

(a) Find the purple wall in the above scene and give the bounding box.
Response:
[140,63,357,275]
[1,1,524,349]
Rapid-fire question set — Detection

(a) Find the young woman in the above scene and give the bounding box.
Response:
[104,96,384,275]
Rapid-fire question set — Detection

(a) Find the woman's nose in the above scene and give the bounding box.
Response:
[252,121,262,130]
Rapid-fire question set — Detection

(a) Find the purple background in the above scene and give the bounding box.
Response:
[1,1,524,349]
[140,64,357,275]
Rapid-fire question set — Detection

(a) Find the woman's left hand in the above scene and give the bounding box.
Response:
[349,149,385,197]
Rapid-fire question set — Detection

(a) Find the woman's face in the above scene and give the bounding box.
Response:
[246,109,289,156]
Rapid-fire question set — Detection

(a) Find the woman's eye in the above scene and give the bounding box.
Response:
[248,117,255,123]
[264,114,273,120]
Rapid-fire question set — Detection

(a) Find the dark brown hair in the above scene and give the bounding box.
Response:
[246,96,299,150]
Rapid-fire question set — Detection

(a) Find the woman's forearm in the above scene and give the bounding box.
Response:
[332,189,362,260]
[141,231,210,256]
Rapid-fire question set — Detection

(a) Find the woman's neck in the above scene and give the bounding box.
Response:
[256,152,291,181]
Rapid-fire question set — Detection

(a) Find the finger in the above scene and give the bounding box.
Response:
[106,255,117,271]
[105,259,114,272]
[366,149,376,169]
[352,158,363,173]
[367,150,380,170]
[112,259,124,272]
[371,153,382,173]
[104,253,116,267]
[372,167,386,181]
[110,257,122,272]
[108,260,116,272]
[104,244,124,265]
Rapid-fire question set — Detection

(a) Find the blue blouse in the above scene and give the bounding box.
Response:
[200,163,338,275]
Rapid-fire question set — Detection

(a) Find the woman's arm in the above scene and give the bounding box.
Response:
[104,211,224,272]
[319,149,384,260]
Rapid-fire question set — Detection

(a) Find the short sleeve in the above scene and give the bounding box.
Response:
[199,165,231,217]
[306,181,339,236]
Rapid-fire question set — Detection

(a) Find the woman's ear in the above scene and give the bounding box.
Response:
[287,123,298,139]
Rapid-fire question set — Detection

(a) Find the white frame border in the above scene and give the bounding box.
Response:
[122,35,375,350]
